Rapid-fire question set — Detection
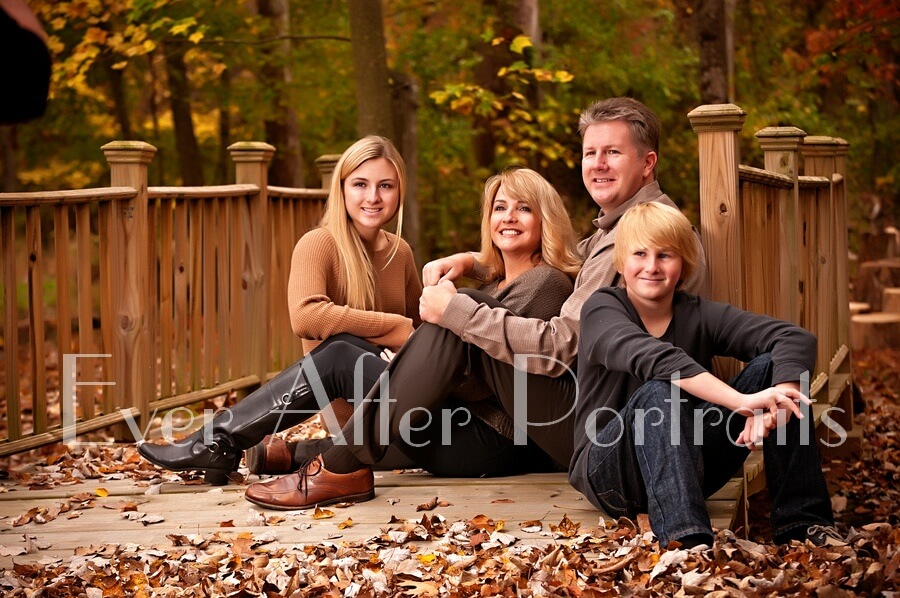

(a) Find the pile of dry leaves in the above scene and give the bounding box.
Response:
[0,350,898,595]
[2,505,897,596]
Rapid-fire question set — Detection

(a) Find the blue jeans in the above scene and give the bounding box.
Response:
[585,354,833,545]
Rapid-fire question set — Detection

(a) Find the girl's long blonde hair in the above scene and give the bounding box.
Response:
[477,168,582,281]
[320,135,407,310]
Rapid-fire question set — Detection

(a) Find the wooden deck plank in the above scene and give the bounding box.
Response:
[0,473,598,568]
[0,468,754,569]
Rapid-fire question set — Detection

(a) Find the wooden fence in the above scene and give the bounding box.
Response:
[0,142,332,456]
[689,105,855,527]
[1,105,855,472]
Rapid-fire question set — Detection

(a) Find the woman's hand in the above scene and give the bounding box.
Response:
[422,253,474,286]
[380,348,396,363]
[419,279,458,324]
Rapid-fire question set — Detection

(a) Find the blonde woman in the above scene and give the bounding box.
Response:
[139,135,421,484]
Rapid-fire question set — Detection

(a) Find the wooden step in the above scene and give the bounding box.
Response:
[850,312,900,351]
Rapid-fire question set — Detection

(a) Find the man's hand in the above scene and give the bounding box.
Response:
[419,279,457,323]
[422,253,474,286]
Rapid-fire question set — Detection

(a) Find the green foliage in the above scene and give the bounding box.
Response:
[429,37,578,170]
[9,0,898,260]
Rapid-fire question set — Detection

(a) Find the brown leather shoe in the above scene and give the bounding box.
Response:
[244,435,294,475]
[244,456,374,510]
[244,436,336,475]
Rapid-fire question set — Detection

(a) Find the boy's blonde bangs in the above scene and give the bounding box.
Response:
[614,203,698,285]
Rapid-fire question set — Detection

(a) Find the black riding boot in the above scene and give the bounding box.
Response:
[138,357,317,485]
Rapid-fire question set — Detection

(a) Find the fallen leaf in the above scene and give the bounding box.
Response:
[313,506,335,520]
[338,518,354,529]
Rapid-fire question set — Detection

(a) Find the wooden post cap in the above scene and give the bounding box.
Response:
[755,127,807,150]
[687,104,747,133]
[101,141,157,164]
[315,154,342,190]
[801,136,850,158]
[227,141,276,163]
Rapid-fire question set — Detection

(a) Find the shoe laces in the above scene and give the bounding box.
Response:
[806,524,844,546]
[295,456,323,495]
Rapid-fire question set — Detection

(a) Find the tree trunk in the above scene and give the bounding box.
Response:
[147,52,165,186]
[697,0,729,104]
[105,60,132,140]
[391,70,421,265]
[216,69,233,184]
[0,125,16,192]
[258,0,304,187]
[517,0,541,50]
[347,0,395,140]
[163,43,204,186]
[473,0,525,170]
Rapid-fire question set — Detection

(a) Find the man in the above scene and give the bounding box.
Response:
[244,97,710,509]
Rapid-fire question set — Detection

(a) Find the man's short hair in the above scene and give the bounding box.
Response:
[578,97,661,157]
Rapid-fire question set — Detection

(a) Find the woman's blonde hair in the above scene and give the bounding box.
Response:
[320,135,407,310]
[477,167,582,280]
[614,202,698,287]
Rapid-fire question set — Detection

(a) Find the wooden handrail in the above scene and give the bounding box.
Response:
[268,186,329,199]
[737,165,793,188]
[148,184,259,199]
[0,186,137,206]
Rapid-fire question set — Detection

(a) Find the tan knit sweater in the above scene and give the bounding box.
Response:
[287,228,422,353]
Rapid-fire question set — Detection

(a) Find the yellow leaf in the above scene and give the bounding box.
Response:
[497,66,508,77]
[510,35,533,54]
[111,61,128,70]
[313,506,334,519]
[337,517,353,529]
[189,31,204,44]
[95,488,109,497]
[417,553,436,565]
[554,70,575,83]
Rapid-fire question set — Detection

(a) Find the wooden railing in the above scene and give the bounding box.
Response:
[1,105,855,478]
[689,105,854,530]
[0,142,331,456]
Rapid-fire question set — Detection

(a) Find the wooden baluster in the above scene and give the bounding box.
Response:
[26,206,46,434]
[1,206,20,441]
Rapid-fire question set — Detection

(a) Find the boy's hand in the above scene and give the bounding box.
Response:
[736,386,811,449]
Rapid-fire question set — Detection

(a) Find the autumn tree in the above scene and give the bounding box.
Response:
[253,0,304,187]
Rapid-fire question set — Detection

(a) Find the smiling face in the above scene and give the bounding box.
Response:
[342,157,400,242]
[490,185,542,263]
[622,245,684,305]
[581,120,657,211]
